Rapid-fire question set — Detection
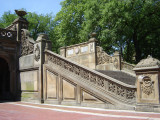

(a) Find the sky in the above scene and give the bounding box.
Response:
[0,0,63,17]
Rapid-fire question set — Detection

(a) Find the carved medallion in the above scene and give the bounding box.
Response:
[34,44,40,62]
[114,58,118,69]
[141,77,154,96]
[75,47,79,54]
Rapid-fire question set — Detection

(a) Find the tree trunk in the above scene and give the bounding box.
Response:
[133,31,141,63]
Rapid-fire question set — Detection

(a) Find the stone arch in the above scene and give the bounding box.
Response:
[0,57,11,100]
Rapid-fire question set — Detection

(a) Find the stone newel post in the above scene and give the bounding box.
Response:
[133,55,160,112]
[112,51,121,70]
[34,33,52,102]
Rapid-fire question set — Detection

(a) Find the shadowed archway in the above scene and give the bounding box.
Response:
[0,57,11,100]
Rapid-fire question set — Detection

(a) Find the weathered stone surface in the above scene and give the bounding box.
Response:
[134,56,160,112]
[46,70,57,99]
[134,55,160,70]
[19,54,34,69]
[20,70,38,91]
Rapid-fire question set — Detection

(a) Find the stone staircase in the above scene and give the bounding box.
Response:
[43,50,136,110]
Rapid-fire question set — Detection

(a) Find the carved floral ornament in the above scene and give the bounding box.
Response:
[139,75,154,96]
[21,29,34,56]
[34,44,40,61]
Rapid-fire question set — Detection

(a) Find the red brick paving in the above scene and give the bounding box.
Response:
[0,102,159,120]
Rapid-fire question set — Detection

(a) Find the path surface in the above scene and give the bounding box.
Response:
[0,102,160,120]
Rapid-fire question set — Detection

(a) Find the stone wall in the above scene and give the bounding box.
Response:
[60,38,97,69]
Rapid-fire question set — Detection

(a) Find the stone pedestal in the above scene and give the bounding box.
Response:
[134,55,160,112]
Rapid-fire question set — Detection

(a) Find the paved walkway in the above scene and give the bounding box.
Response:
[0,102,160,120]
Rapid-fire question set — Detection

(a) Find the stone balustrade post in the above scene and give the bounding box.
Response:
[34,33,52,103]
[133,55,160,112]
[112,51,121,70]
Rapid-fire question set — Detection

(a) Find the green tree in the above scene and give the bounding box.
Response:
[0,11,17,28]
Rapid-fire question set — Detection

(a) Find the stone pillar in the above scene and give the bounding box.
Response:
[34,33,52,103]
[133,55,160,112]
[88,33,97,69]
[112,51,121,70]
[60,47,66,57]
[13,10,29,42]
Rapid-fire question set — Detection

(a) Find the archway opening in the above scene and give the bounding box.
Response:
[0,57,11,100]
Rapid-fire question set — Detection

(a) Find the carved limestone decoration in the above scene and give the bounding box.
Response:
[113,58,118,69]
[97,46,112,65]
[21,29,34,56]
[126,89,135,99]
[141,76,154,96]
[134,55,160,69]
[34,44,40,62]
[90,74,96,84]
[75,47,79,54]
[108,82,116,93]
[97,77,104,87]
[117,86,125,97]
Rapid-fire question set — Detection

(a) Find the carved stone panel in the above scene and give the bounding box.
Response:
[34,44,40,62]
[140,76,155,100]
[21,29,34,56]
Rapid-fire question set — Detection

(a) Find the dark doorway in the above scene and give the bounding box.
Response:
[0,57,11,100]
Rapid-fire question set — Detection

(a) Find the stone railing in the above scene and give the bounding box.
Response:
[97,46,112,64]
[0,28,17,40]
[121,61,135,74]
[45,50,136,104]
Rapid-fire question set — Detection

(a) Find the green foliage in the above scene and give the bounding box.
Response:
[54,0,160,63]
[0,11,17,28]
[0,0,160,63]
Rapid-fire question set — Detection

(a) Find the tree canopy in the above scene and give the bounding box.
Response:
[0,0,160,63]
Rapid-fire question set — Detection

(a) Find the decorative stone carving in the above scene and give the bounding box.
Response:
[21,29,34,56]
[126,89,135,99]
[134,55,160,69]
[90,74,96,84]
[113,58,118,69]
[97,47,112,65]
[73,66,80,75]
[34,44,40,62]
[108,82,116,93]
[75,47,79,54]
[117,86,125,97]
[80,69,89,80]
[97,77,104,87]
[141,76,154,96]
[0,28,17,40]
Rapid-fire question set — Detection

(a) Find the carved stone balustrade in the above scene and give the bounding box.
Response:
[45,50,136,106]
